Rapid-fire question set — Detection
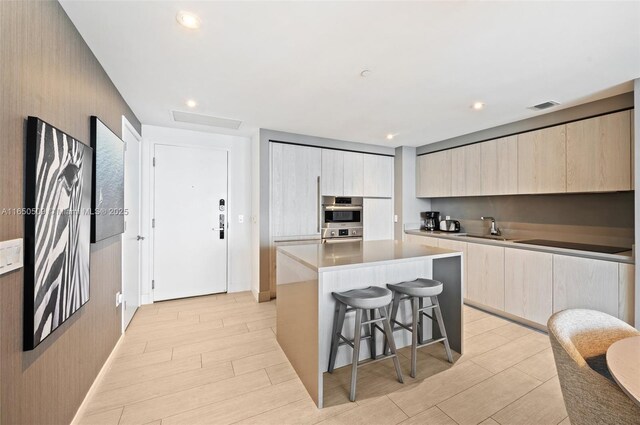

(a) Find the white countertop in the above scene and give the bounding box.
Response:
[406,229,634,264]
[277,239,462,271]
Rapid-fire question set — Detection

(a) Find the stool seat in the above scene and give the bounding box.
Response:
[333,286,392,310]
[387,278,443,298]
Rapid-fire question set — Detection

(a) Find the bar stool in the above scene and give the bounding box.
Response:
[328,286,404,402]
[385,278,453,378]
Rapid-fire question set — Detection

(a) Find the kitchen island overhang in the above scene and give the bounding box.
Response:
[276,240,464,408]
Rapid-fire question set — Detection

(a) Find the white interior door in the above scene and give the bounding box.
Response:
[153,144,228,301]
[122,119,142,330]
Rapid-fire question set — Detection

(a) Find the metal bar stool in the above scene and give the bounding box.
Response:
[328,286,404,402]
[385,278,453,378]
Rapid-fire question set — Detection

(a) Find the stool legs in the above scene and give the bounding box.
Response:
[368,309,377,360]
[349,309,363,401]
[328,302,346,373]
[379,306,404,384]
[411,297,420,378]
[432,296,453,363]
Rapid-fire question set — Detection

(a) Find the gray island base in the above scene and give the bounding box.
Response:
[276,240,463,408]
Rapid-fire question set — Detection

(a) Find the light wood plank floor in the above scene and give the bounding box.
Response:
[77,292,569,425]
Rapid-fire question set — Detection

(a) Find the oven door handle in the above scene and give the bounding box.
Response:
[323,205,363,211]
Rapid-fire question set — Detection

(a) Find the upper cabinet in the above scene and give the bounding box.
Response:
[272,143,321,237]
[344,152,365,196]
[416,149,451,197]
[517,125,567,194]
[451,144,482,197]
[566,110,631,192]
[363,154,394,198]
[321,149,345,196]
[480,135,518,195]
[416,110,633,198]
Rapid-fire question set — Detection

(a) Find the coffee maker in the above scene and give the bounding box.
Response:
[421,211,440,231]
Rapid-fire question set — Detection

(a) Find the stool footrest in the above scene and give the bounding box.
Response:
[416,337,446,349]
[355,353,400,368]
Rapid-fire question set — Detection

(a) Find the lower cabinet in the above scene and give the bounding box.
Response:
[504,248,553,326]
[363,198,393,241]
[553,254,619,318]
[467,243,505,310]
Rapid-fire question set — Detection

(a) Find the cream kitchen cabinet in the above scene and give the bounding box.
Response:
[553,255,619,318]
[566,110,632,192]
[343,151,365,196]
[467,243,505,310]
[416,150,452,197]
[363,154,393,197]
[517,125,567,194]
[451,144,482,197]
[321,149,364,196]
[271,143,321,237]
[480,135,518,195]
[363,198,393,241]
[405,234,439,247]
[504,248,553,326]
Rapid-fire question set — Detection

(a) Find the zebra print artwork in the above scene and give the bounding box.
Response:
[24,117,93,350]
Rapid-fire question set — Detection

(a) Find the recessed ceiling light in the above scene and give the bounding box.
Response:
[471,102,485,110]
[386,134,394,140]
[176,11,201,29]
[360,69,372,77]
[186,99,197,108]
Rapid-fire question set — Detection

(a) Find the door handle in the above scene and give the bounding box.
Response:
[317,176,321,233]
[213,213,225,239]
[136,235,145,241]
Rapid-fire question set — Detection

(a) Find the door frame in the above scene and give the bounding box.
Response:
[150,142,230,302]
[121,116,142,331]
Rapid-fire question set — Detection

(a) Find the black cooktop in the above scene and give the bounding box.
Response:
[516,239,630,254]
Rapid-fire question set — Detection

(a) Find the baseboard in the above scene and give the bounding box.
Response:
[257,290,271,303]
[70,333,125,424]
[464,299,548,332]
[141,294,153,305]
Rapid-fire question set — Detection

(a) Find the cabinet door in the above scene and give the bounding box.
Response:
[343,152,364,196]
[405,234,439,247]
[467,243,505,310]
[321,149,344,196]
[618,263,635,325]
[363,198,393,241]
[504,248,553,326]
[566,110,631,192]
[364,154,393,197]
[272,143,321,237]
[553,255,618,317]
[438,239,468,299]
[452,145,482,196]
[416,150,451,198]
[481,135,518,195]
[518,125,566,194]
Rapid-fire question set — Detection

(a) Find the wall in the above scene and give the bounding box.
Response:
[0,2,141,424]
[635,79,639,328]
[394,146,431,239]
[257,128,396,300]
[141,125,253,299]
[432,192,635,248]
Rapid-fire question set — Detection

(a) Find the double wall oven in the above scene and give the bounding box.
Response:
[321,196,363,243]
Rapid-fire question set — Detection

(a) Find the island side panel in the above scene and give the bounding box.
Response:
[433,255,463,354]
[318,259,434,371]
[276,251,321,407]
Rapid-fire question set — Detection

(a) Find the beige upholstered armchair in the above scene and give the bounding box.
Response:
[548,309,640,425]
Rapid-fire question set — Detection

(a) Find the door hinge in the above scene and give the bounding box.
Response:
[153,157,156,167]
[124,142,127,152]
[152,218,155,228]
[152,280,155,290]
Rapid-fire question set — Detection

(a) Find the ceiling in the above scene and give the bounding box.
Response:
[60,1,640,147]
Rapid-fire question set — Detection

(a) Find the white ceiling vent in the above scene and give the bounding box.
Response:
[528,100,560,111]
[171,110,242,129]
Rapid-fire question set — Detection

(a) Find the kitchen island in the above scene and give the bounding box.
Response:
[276,240,463,408]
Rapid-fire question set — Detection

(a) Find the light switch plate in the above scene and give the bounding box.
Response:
[238,215,244,224]
[0,238,23,275]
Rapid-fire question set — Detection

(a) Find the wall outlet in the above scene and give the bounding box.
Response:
[0,238,23,275]
[394,215,398,223]
[115,292,123,307]
[238,215,244,224]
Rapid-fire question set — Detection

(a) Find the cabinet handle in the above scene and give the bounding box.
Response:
[317,176,321,233]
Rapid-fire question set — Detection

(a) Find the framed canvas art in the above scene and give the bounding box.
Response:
[90,116,125,242]
[24,117,93,350]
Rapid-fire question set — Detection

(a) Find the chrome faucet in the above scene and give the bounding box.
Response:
[481,216,501,236]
